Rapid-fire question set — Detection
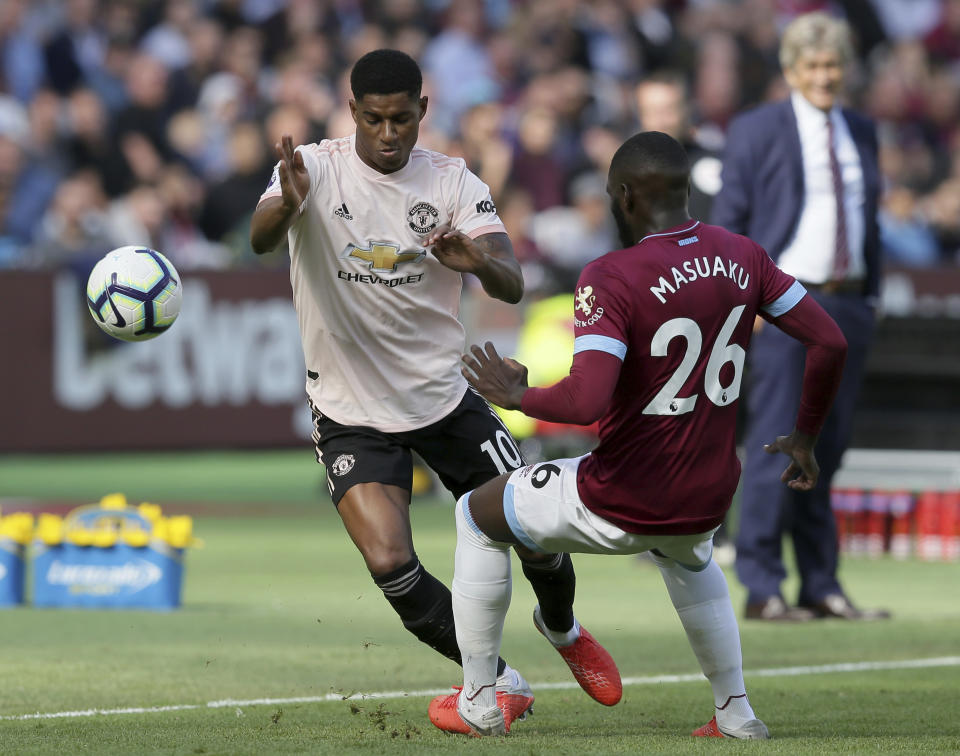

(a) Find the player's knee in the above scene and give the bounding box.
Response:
[363,545,415,577]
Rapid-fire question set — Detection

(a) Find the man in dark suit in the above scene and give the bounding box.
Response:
[713,12,890,622]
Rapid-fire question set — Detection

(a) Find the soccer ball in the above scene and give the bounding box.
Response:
[86,246,182,342]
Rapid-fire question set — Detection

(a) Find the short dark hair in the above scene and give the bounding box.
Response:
[611,131,689,186]
[350,49,423,100]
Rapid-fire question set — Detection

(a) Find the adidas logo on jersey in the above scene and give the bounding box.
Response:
[334,202,353,220]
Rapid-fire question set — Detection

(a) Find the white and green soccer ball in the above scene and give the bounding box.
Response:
[86,246,182,342]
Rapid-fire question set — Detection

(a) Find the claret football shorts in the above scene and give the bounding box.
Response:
[500,455,717,570]
[310,388,525,506]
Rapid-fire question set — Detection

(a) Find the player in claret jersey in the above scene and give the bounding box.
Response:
[249,49,620,734]
[443,131,848,738]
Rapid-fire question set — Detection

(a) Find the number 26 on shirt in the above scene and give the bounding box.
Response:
[643,305,746,416]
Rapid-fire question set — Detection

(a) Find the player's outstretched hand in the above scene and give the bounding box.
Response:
[461,341,528,411]
[427,225,484,273]
[275,134,310,213]
[764,429,819,491]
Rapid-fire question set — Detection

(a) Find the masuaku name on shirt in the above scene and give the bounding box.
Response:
[650,256,751,304]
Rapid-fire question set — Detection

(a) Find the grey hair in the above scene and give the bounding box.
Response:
[779,12,854,71]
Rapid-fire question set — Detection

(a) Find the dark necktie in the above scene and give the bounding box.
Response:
[826,116,849,278]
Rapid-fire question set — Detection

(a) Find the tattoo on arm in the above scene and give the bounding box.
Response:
[473,232,514,261]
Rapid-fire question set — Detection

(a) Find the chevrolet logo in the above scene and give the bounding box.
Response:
[341,242,426,272]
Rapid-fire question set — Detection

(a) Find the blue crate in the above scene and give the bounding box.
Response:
[0,538,25,607]
[31,505,184,610]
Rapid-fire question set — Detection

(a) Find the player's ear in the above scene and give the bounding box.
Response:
[620,183,635,213]
[418,95,428,121]
[348,98,359,123]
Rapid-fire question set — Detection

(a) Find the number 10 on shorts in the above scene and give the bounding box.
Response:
[480,430,523,473]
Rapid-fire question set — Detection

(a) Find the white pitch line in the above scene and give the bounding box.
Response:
[3,656,959,722]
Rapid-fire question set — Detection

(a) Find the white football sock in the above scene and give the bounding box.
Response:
[655,555,757,728]
[452,494,513,718]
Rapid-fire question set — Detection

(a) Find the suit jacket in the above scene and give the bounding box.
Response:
[711,99,882,298]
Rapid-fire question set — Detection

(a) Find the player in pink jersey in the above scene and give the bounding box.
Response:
[250,49,619,734]
[440,131,848,738]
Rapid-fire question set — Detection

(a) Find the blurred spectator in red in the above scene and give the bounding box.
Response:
[508,105,567,211]
[925,0,960,62]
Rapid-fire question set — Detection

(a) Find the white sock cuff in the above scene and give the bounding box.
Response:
[455,493,499,549]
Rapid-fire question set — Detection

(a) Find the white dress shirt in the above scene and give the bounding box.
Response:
[777,90,866,283]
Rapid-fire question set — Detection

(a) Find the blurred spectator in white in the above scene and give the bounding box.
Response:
[423,0,499,135]
[529,170,617,289]
[196,72,245,179]
[868,0,941,42]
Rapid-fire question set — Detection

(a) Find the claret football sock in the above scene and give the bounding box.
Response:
[655,557,757,727]
[520,552,576,635]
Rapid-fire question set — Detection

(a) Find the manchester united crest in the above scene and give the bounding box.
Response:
[407,202,439,234]
[331,454,356,476]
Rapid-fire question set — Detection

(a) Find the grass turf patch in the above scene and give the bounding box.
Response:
[2,453,959,753]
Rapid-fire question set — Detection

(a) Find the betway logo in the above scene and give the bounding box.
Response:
[45,558,163,592]
[53,276,312,436]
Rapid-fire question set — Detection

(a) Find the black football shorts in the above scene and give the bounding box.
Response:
[310,388,526,505]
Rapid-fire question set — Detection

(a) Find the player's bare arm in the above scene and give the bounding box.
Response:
[250,135,310,254]
[427,227,523,304]
[461,341,528,410]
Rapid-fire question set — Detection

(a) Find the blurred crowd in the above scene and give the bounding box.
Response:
[1,0,959,284]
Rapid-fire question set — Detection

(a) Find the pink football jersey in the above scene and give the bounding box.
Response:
[572,220,803,535]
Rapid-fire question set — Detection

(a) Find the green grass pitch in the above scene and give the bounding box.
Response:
[1,451,959,754]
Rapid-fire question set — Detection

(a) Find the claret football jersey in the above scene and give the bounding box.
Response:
[258,135,505,432]
[572,220,805,534]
